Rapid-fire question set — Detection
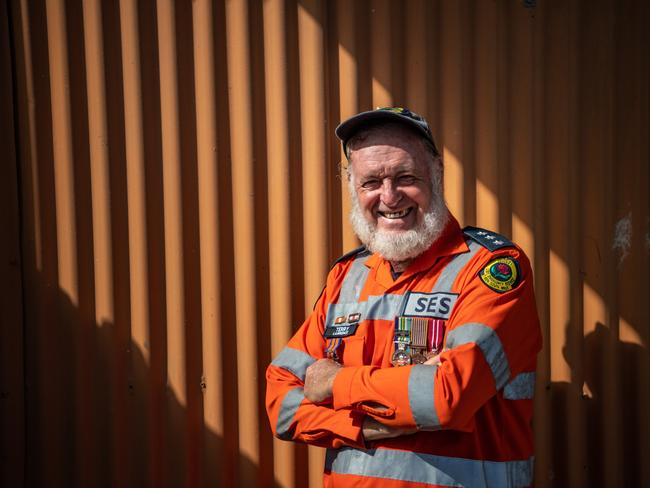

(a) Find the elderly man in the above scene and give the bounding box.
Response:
[266,107,542,487]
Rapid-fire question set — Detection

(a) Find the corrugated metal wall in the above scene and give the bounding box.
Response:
[2,0,648,486]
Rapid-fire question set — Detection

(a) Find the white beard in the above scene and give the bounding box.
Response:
[348,176,449,262]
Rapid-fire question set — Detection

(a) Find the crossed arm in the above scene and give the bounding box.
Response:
[304,354,443,440]
[266,248,541,447]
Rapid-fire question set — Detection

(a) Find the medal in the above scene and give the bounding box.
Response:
[391,317,411,366]
[391,315,446,366]
[391,343,411,366]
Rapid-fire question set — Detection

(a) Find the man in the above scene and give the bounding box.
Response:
[266,107,542,487]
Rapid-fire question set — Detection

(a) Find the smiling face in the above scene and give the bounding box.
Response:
[346,124,449,265]
[349,129,433,233]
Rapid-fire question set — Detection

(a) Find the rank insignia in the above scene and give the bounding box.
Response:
[347,313,361,323]
[479,257,521,293]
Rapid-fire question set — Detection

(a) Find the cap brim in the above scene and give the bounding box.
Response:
[335,110,438,155]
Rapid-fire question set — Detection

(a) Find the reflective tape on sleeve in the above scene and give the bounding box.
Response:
[326,447,534,487]
[276,387,304,440]
[270,347,316,381]
[503,372,536,400]
[445,323,511,390]
[408,364,440,429]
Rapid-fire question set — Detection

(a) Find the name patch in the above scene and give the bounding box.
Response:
[401,292,458,320]
[324,323,359,339]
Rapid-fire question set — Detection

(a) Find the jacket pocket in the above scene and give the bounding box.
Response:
[341,336,365,367]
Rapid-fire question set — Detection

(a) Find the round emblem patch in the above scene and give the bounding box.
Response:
[479,257,520,293]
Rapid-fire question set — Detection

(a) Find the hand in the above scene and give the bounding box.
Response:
[304,358,342,403]
[362,417,417,441]
[423,348,449,366]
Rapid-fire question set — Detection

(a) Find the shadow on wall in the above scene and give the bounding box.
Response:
[21,275,270,487]
[547,322,648,486]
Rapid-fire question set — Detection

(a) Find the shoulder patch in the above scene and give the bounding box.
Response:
[479,257,521,293]
[330,245,368,268]
[463,226,515,252]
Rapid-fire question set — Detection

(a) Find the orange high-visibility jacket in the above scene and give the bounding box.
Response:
[266,217,542,487]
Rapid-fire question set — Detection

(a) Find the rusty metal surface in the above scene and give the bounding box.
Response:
[2,0,648,486]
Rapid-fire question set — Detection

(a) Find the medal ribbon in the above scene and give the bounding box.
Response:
[324,337,342,360]
[428,319,444,353]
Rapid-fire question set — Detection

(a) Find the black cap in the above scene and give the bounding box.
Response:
[335,107,440,156]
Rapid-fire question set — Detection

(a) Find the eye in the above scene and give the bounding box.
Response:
[397,175,417,185]
[360,179,381,190]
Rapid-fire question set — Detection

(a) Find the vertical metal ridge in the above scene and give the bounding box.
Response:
[118,2,155,483]
[460,0,476,226]
[156,1,190,486]
[440,0,464,224]
[191,1,225,486]
[0,1,25,484]
[225,0,261,484]
[509,1,535,258]
[263,0,297,486]
[495,0,512,237]
[404,0,428,130]
[370,0,391,107]
[45,2,83,486]
[531,2,551,485]
[566,2,586,487]
[474,0,499,231]
[336,0,359,253]
[82,0,126,485]
[297,2,329,483]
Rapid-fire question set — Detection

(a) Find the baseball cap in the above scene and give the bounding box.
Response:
[335,107,440,156]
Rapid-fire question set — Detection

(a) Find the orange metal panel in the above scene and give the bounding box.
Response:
[0,2,25,485]
[3,1,649,487]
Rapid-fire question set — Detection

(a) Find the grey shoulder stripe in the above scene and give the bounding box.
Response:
[446,323,511,390]
[408,364,440,429]
[503,372,536,400]
[338,253,371,303]
[432,239,482,293]
[276,387,304,440]
[326,447,534,487]
[325,293,403,329]
[270,347,316,381]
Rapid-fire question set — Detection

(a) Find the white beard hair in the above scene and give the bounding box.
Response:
[348,170,450,262]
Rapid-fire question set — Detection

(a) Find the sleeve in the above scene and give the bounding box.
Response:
[330,246,542,432]
[265,264,366,449]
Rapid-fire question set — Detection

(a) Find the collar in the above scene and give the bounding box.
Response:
[364,215,469,289]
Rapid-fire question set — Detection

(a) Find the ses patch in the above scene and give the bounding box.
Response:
[400,292,458,320]
[479,257,521,293]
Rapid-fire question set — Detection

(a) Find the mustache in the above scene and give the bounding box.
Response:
[348,188,449,262]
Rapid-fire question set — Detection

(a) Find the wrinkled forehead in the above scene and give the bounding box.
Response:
[346,122,430,158]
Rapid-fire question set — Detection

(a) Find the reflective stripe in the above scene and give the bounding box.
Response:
[325,293,403,328]
[338,253,371,302]
[432,240,482,293]
[327,240,480,327]
[408,364,440,429]
[446,323,511,390]
[270,347,316,381]
[326,447,534,487]
[503,372,536,400]
[276,387,304,440]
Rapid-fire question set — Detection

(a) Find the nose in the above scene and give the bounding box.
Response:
[380,179,402,207]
